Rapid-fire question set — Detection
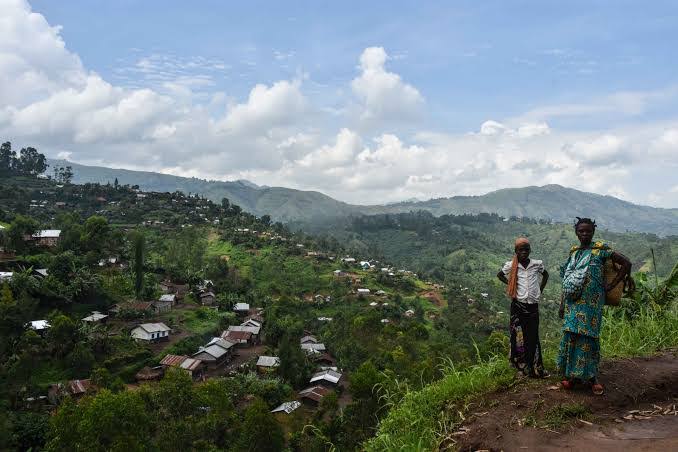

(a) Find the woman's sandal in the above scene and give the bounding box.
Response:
[561,379,573,390]
[592,383,604,395]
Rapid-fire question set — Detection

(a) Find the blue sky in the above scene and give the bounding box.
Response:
[3,0,678,207]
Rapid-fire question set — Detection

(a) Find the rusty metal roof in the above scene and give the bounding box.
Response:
[160,354,189,367]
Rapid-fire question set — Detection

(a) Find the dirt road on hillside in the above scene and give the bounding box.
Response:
[451,350,678,452]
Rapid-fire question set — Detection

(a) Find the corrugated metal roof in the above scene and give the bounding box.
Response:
[195,344,228,359]
[205,337,235,350]
[29,319,50,330]
[301,343,326,352]
[300,335,318,344]
[233,302,250,311]
[299,386,331,402]
[271,401,301,414]
[138,322,171,333]
[256,356,280,367]
[68,379,92,394]
[228,324,260,335]
[160,354,189,367]
[310,369,342,384]
[221,330,252,342]
[159,294,176,302]
[179,357,203,371]
[33,229,61,238]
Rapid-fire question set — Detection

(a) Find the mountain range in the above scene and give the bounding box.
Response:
[48,159,678,236]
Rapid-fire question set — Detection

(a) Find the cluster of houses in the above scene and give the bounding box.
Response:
[267,333,344,415]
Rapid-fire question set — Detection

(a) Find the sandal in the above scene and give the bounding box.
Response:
[592,383,604,395]
[561,379,573,390]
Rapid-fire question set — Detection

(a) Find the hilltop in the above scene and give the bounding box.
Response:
[49,159,678,236]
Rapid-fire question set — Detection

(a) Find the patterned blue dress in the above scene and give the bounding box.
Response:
[557,242,612,380]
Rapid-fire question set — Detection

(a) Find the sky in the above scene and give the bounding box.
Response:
[1,0,677,207]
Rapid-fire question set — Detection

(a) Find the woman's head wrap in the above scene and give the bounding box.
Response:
[507,237,530,299]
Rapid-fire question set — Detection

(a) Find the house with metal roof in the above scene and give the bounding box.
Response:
[256,356,280,373]
[31,229,61,247]
[192,337,235,368]
[310,369,343,387]
[221,330,253,345]
[271,401,301,414]
[233,302,250,314]
[160,354,205,379]
[300,335,319,344]
[299,386,332,406]
[301,342,326,354]
[131,323,171,342]
[82,311,108,323]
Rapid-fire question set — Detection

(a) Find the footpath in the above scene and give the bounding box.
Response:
[451,350,678,451]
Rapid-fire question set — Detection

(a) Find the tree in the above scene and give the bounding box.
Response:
[277,333,309,388]
[18,147,47,175]
[47,314,77,357]
[81,216,110,254]
[0,283,14,305]
[46,390,150,452]
[0,141,16,174]
[163,228,207,282]
[6,215,38,254]
[130,230,145,299]
[235,398,284,452]
[114,177,119,189]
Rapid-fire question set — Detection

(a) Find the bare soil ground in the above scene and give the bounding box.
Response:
[451,350,678,452]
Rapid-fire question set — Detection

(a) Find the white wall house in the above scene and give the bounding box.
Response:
[131,323,171,342]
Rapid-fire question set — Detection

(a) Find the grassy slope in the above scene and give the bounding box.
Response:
[366,302,678,451]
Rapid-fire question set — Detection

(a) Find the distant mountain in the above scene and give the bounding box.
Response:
[49,159,678,235]
[48,159,360,221]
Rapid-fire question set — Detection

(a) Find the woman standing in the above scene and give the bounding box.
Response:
[558,217,633,395]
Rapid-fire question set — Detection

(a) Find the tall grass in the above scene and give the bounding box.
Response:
[365,355,513,451]
[366,300,678,451]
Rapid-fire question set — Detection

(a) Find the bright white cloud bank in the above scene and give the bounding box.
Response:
[1,0,677,207]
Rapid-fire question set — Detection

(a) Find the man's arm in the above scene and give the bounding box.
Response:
[540,269,549,292]
[497,270,508,285]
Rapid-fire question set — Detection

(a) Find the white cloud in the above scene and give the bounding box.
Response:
[0,0,676,210]
[351,47,424,122]
[218,80,307,134]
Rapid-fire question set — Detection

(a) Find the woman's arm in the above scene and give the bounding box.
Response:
[606,251,632,292]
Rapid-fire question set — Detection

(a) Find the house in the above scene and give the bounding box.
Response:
[300,335,319,344]
[0,272,13,282]
[310,369,343,387]
[158,294,176,304]
[311,352,336,366]
[27,319,50,332]
[376,290,387,296]
[192,338,234,368]
[160,354,205,380]
[48,379,94,403]
[271,401,301,414]
[227,325,260,343]
[357,288,371,296]
[153,301,172,314]
[244,314,264,324]
[31,230,61,247]
[197,279,214,291]
[333,269,345,277]
[256,356,280,373]
[381,319,390,324]
[241,318,262,329]
[233,303,250,314]
[404,309,415,317]
[127,301,153,313]
[299,386,332,406]
[317,317,333,322]
[341,257,356,264]
[199,291,216,305]
[221,330,252,345]
[360,261,371,270]
[301,343,326,354]
[131,323,171,342]
[82,311,108,324]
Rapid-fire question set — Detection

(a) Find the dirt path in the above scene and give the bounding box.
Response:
[452,350,678,451]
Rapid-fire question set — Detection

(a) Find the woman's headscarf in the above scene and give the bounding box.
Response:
[507,237,530,299]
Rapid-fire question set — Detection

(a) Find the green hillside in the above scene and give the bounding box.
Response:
[48,159,678,235]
